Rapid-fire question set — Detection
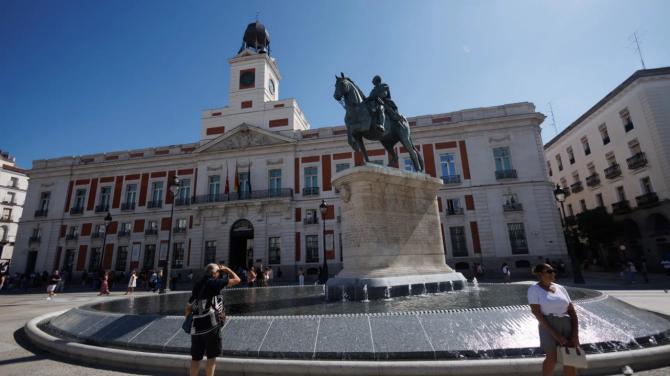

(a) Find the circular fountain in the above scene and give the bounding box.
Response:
[25,167,670,374]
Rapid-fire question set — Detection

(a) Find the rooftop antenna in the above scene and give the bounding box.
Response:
[629,31,647,69]
[548,102,558,136]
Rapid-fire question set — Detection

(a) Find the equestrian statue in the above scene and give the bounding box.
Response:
[333,73,424,172]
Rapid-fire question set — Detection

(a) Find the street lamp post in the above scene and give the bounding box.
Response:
[319,199,329,284]
[160,176,180,294]
[553,184,585,284]
[98,212,112,285]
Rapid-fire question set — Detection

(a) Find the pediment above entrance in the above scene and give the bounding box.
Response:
[195,123,296,153]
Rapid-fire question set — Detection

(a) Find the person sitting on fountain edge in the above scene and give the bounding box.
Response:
[185,263,240,376]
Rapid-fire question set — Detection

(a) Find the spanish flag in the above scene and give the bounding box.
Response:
[233,162,239,193]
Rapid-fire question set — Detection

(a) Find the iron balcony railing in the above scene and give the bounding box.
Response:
[118,230,131,237]
[69,206,84,215]
[586,174,601,187]
[173,227,187,233]
[626,152,647,170]
[303,217,319,225]
[193,189,294,204]
[34,209,48,217]
[612,200,631,215]
[65,234,78,241]
[29,236,41,243]
[95,204,110,213]
[121,202,135,211]
[147,200,163,209]
[604,164,622,179]
[503,202,523,212]
[495,169,517,180]
[446,208,464,216]
[302,187,320,196]
[91,232,104,239]
[570,181,584,193]
[145,229,158,236]
[635,192,659,208]
[441,175,461,185]
[174,197,191,206]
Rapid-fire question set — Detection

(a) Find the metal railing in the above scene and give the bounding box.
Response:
[65,234,78,241]
[586,174,600,187]
[193,189,293,204]
[69,206,84,215]
[29,236,41,243]
[118,230,131,237]
[173,227,187,233]
[91,232,104,239]
[121,202,136,211]
[446,208,464,216]
[604,164,622,179]
[145,229,158,235]
[174,197,191,206]
[503,202,523,212]
[570,181,584,193]
[612,200,631,215]
[635,192,659,208]
[626,152,647,170]
[147,200,163,209]
[441,175,461,185]
[302,187,320,196]
[495,169,517,179]
[95,204,110,213]
[34,209,48,217]
[303,217,319,225]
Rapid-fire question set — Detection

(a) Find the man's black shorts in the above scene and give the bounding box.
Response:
[190,329,222,360]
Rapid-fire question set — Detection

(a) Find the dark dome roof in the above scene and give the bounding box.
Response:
[240,21,270,54]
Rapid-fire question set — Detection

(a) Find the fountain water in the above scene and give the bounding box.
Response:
[383,286,392,300]
[362,284,369,302]
[408,284,412,296]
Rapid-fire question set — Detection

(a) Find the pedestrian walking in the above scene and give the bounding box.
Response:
[502,263,511,283]
[98,273,110,296]
[528,263,581,376]
[46,270,61,300]
[184,263,240,376]
[125,270,137,295]
[627,261,637,284]
[639,258,649,283]
[298,267,305,286]
[247,268,256,288]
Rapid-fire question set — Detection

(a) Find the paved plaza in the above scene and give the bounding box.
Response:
[0,273,669,376]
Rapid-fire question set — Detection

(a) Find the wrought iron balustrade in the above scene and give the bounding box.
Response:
[147,200,163,209]
[586,174,600,187]
[604,164,622,179]
[495,169,517,179]
[626,152,647,170]
[635,192,659,208]
[193,189,293,204]
[612,200,631,215]
[570,181,584,193]
[121,202,135,211]
[34,209,48,217]
[441,175,461,185]
[503,202,524,212]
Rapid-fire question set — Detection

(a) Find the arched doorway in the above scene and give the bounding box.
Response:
[229,219,254,271]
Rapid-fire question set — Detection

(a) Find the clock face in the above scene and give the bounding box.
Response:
[269,79,275,94]
[239,70,255,88]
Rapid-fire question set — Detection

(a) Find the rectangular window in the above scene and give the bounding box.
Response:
[143,244,156,270]
[606,153,617,166]
[39,192,50,211]
[94,224,105,235]
[596,193,604,207]
[31,227,40,238]
[121,222,133,233]
[88,247,102,272]
[493,147,512,171]
[616,186,626,201]
[440,153,457,178]
[555,155,563,171]
[178,178,191,202]
[446,198,462,215]
[335,163,350,173]
[628,139,642,155]
[208,175,220,199]
[547,161,552,177]
[115,246,128,271]
[268,169,282,195]
[304,167,318,188]
[4,191,15,204]
[587,163,596,175]
[204,241,216,265]
[1,208,10,221]
[239,172,250,195]
[305,235,319,263]
[640,177,653,194]
[403,158,416,172]
[450,226,468,257]
[9,177,18,188]
[172,243,185,268]
[507,223,528,254]
[125,184,137,205]
[567,146,575,165]
[177,218,187,230]
[99,186,111,207]
[147,220,158,233]
[305,209,318,224]
[151,181,163,203]
[620,108,634,132]
[581,137,591,156]
[74,189,86,209]
[579,199,587,212]
[599,124,610,145]
[269,237,281,264]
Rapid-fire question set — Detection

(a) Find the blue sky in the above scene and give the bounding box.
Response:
[2,0,669,167]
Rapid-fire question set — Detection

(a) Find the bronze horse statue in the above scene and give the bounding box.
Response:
[333,73,424,172]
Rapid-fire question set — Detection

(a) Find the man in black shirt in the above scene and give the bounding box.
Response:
[185,263,240,376]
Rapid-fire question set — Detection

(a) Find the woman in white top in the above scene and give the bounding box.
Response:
[125,270,137,295]
[528,263,581,376]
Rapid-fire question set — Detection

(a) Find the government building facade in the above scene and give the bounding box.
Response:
[545,67,670,269]
[1,151,28,263]
[11,23,566,280]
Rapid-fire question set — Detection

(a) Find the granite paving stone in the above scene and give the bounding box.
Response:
[258,317,319,359]
[314,316,374,359]
[221,318,274,356]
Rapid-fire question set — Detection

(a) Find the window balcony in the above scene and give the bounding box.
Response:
[570,181,584,193]
[302,187,320,196]
[70,206,84,215]
[34,209,48,217]
[441,175,461,185]
[91,232,104,239]
[586,174,601,187]
[612,200,631,215]
[193,189,294,204]
[95,204,110,213]
[65,234,78,241]
[624,121,634,132]
[604,164,622,179]
[173,227,187,234]
[175,197,191,206]
[29,236,41,243]
[446,207,464,216]
[495,169,517,180]
[147,200,163,209]
[145,229,158,236]
[503,202,523,212]
[121,202,135,211]
[118,230,131,237]
[635,192,659,208]
[303,217,319,225]
[626,152,647,170]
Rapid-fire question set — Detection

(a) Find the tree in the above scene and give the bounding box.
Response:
[575,207,621,267]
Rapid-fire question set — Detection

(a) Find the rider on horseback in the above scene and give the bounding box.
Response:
[366,75,404,134]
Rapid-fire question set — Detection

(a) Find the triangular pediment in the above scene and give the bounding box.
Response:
[195,123,296,153]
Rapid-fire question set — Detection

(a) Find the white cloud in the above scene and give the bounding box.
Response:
[463,45,471,54]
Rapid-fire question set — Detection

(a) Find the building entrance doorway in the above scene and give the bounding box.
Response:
[229,219,253,271]
[64,249,75,274]
[25,251,38,274]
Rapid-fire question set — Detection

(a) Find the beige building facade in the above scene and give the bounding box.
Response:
[0,151,28,263]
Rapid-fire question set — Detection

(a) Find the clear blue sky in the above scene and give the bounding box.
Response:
[2,0,669,168]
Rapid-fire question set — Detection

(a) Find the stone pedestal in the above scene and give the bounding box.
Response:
[326,165,465,301]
